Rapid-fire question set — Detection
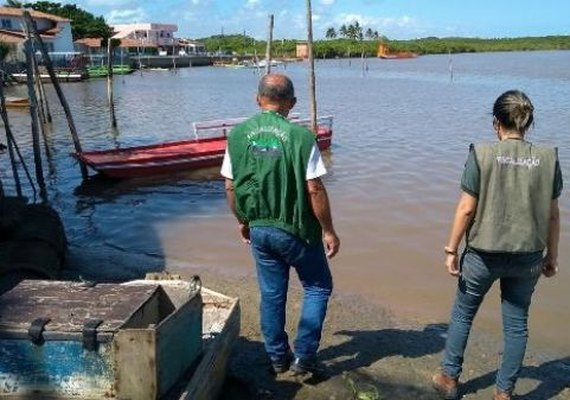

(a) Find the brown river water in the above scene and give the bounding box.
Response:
[1,51,569,356]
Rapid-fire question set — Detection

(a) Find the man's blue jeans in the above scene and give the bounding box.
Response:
[441,248,543,393]
[249,226,333,363]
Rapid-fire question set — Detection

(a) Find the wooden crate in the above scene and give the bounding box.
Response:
[0,279,202,399]
[176,288,240,400]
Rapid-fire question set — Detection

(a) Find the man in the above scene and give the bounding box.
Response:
[221,73,340,375]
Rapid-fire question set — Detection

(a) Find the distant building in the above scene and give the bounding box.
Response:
[296,42,308,59]
[74,37,103,53]
[0,6,74,60]
[111,23,177,54]
[176,39,206,55]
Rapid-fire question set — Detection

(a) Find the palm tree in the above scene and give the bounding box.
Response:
[325,27,337,39]
[4,0,23,7]
[339,24,347,38]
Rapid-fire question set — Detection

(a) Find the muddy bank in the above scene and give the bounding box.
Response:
[64,246,570,400]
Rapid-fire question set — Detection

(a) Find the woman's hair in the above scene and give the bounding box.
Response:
[493,90,534,134]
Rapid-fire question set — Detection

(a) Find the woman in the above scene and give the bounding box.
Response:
[432,90,563,400]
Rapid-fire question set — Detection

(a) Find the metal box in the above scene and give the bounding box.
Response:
[0,279,202,399]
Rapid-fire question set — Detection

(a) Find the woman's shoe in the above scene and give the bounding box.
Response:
[432,370,459,399]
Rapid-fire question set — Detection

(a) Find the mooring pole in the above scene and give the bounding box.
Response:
[0,75,22,197]
[23,11,88,180]
[107,38,117,128]
[23,38,47,202]
[29,42,53,161]
[265,14,274,75]
[306,0,317,134]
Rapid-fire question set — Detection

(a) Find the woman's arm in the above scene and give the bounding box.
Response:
[445,191,478,277]
[543,199,560,277]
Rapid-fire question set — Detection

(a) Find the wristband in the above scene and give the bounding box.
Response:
[444,246,458,255]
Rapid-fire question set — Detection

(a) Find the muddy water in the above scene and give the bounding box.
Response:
[1,51,569,355]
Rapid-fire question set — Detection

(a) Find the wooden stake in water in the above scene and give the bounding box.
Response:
[306,0,317,134]
[23,11,88,180]
[265,14,274,75]
[107,38,117,128]
[0,74,22,197]
[23,38,47,202]
[448,51,454,83]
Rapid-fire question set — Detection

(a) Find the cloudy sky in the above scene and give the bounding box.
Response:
[40,0,570,40]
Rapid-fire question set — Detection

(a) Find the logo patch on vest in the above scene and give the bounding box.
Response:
[496,155,540,169]
[247,126,288,157]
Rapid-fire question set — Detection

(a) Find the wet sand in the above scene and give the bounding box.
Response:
[65,245,570,399]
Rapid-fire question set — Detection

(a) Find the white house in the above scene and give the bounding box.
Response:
[177,39,206,55]
[0,6,74,55]
[111,23,177,51]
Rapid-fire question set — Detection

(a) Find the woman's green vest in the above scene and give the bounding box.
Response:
[467,140,557,253]
[228,111,322,245]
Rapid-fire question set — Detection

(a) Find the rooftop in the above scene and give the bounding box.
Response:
[0,6,71,23]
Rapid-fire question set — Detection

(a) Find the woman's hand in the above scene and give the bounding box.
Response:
[445,254,460,277]
[542,253,558,277]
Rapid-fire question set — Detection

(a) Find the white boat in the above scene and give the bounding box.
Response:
[255,59,284,68]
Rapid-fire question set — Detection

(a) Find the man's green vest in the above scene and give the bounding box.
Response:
[228,111,322,244]
[467,140,557,253]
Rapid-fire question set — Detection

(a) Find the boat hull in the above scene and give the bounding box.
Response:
[77,126,332,179]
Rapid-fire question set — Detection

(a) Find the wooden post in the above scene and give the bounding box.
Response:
[23,38,47,202]
[306,0,317,134]
[38,68,52,123]
[0,74,22,197]
[33,60,47,124]
[265,14,274,75]
[23,11,88,180]
[30,43,53,160]
[107,38,117,128]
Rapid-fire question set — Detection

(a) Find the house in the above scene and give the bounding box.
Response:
[176,38,206,55]
[0,6,74,60]
[111,23,177,54]
[296,42,308,59]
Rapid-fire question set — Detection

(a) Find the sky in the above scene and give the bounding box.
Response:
[39,0,570,40]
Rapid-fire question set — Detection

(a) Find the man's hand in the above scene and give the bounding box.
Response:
[542,253,558,278]
[239,223,251,245]
[324,230,340,258]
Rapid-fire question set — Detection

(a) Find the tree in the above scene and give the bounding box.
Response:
[339,24,347,38]
[23,1,113,40]
[346,21,363,41]
[3,0,23,7]
[0,41,10,61]
[325,27,337,39]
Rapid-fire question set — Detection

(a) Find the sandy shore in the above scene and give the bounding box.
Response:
[64,245,570,400]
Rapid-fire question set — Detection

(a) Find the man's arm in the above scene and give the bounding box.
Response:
[225,178,250,244]
[307,177,339,258]
[543,199,560,277]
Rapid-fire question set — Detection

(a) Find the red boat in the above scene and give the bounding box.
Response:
[76,116,333,178]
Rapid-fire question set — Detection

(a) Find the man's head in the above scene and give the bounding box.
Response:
[256,74,296,116]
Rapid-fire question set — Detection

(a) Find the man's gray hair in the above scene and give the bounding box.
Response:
[258,74,295,101]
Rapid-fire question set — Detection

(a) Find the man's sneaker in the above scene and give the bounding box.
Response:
[271,351,293,374]
[432,370,459,400]
[493,388,512,400]
[290,357,319,376]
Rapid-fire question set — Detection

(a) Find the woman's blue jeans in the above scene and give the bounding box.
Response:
[249,226,333,363]
[441,248,543,393]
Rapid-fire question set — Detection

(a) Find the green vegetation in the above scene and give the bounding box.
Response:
[197,34,298,57]
[0,42,10,61]
[3,1,112,40]
[198,33,570,59]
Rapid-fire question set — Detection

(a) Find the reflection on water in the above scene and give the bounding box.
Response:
[1,51,569,355]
